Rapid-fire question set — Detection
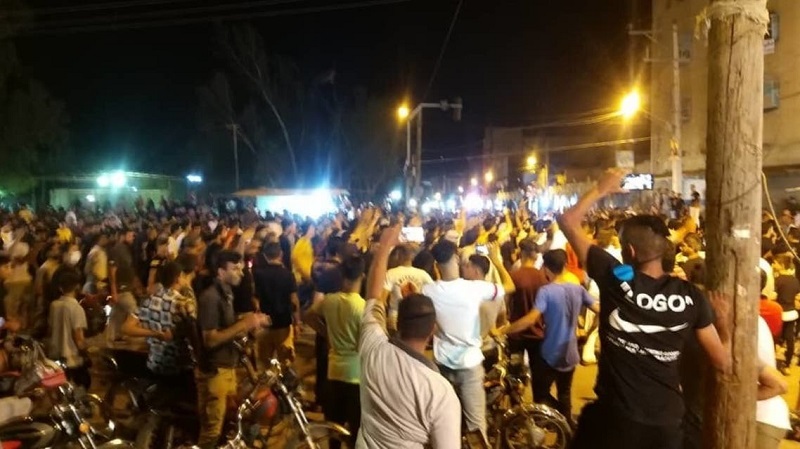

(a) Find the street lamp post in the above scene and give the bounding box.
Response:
[398,99,463,202]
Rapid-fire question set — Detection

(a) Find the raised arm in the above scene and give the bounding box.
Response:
[558,169,625,265]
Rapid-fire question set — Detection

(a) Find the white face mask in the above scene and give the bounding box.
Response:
[65,250,81,266]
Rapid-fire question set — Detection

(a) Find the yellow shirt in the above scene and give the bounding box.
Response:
[318,291,364,384]
[291,237,314,283]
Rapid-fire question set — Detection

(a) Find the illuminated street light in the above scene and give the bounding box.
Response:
[470,177,478,187]
[96,174,109,188]
[457,186,464,194]
[389,190,402,201]
[434,192,442,201]
[408,198,418,208]
[527,155,537,167]
[186,174,203,183]
[397,105,410,121]
[620,90,641,119]
[484,171,494,184]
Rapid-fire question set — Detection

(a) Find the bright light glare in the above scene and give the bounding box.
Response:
[446,198,457,211]
[484,171,494,184]
[464,193,483,212]
[85,194,96,203]
[458,186,464,194]
[620,91,641,119]
[96,174,109,187]
[434,192,442,201]
[186,174,203,183]
[470,178,478,187]
[408,198,418,208]
[527,155,537,167]
[254,190,337,218]
[389,190,402,201]
[110,171,126,188]
[397,105,410,120]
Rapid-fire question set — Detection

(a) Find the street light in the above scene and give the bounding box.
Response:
[397,105,410,121]
[620,90,641,120]
[458,185,464,194]
[389,189,402,201]
[186,174,203,184]
[526,155,537,167]
[484,171,494,184]
[434,192,442,201]
[470,177,478,187]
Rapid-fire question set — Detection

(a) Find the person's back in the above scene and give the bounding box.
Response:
[48,295,86,367]
[321,291,364,381]
[536,282,587,370]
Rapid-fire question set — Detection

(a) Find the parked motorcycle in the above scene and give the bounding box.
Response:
[476,335,572,449]
[135,335,351,449]
[0,336,133,449]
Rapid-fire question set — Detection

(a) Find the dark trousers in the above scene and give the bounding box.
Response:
[508,338,542,376]
[570,402,682,449]
[66,364,92,390]
[314,335,329,407]
[325,380,360,449]
[531,354,575,421]
[783,320,797,367]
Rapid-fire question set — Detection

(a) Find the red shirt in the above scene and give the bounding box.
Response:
[509,266,548,339]
[760,296,783,338]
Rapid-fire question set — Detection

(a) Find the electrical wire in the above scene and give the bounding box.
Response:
[21,0,311,30]
[15,0,411,35]
[420,0,463,102]
[761,171,800,263]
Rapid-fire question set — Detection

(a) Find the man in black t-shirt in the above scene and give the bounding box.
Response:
[558,169,731,449]
[773,253,799,375]
[253,242,300,367]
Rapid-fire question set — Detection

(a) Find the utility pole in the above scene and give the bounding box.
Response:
[630,23,684,191]
[703,1,768,448]
[670,22,683,195]
[415,109,423,195]
[227,123,240,191]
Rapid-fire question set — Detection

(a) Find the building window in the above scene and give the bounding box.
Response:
[764,77,780,111]
[764,12,779,54]
[681,97,691,123]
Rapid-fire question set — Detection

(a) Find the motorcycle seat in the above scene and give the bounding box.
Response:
[0,397,32,427]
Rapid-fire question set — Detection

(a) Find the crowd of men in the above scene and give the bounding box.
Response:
[0,168,795,449]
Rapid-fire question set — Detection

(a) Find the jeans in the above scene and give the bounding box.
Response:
[325,380,360,449]
[439,364,486,438]
[195,367,236,449]
[531,354,575,421]
[756,421,785,449]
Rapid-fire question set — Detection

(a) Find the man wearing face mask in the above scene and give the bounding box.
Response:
[558,169,732,449]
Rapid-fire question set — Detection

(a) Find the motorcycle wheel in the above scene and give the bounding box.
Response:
[135,413,177,449]
[284,421,353,449]
[77,393,116,440]
[503,411,571,449]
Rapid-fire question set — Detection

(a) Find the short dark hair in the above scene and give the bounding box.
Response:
[760,269,767,292]
[341,255,366,282]
[264,241,282,260]
[176,252,197,274]
[281,218,294,230]
[58,268,81,293]
[215,250,242,273]
[300,221,314,236]
[542,249,567,275]
[324,236,345,258]
[518,238,538,258]
[390,244,414,264]
[431,240,458,265]
[468,254,491,276]
[159,261,183,287]
[397,293,437,340]
[619,216,671,264]
[483,217,497,232]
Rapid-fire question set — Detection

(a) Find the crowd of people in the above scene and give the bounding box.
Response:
[0,168,794,449]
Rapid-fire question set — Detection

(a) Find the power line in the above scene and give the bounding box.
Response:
[421,0,463,101]
[19,0,311,30]
[421,136,652,164]
[15,0,411,35]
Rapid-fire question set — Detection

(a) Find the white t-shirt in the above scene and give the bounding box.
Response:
[756,316,791,430]
[423,279,505,370]
[760,258,777,300]
[384,266,434,329]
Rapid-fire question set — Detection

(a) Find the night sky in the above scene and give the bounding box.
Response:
[12,0,649,184]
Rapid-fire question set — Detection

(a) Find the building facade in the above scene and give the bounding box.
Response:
[652,0,798,201]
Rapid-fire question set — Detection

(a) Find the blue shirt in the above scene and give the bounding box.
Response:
[535,282,596,371]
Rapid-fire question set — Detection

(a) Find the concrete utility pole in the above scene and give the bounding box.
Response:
[703,1,768,448]
[670,22,683,195]
[226,123,240,191]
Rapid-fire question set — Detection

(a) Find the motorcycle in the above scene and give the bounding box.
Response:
[135,335,351,449]
[475,335,572,449]
[0,336,133,449]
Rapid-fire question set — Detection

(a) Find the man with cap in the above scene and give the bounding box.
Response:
[358,225,460,449]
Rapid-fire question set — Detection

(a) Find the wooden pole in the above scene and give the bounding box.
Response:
[703,1,768,448]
